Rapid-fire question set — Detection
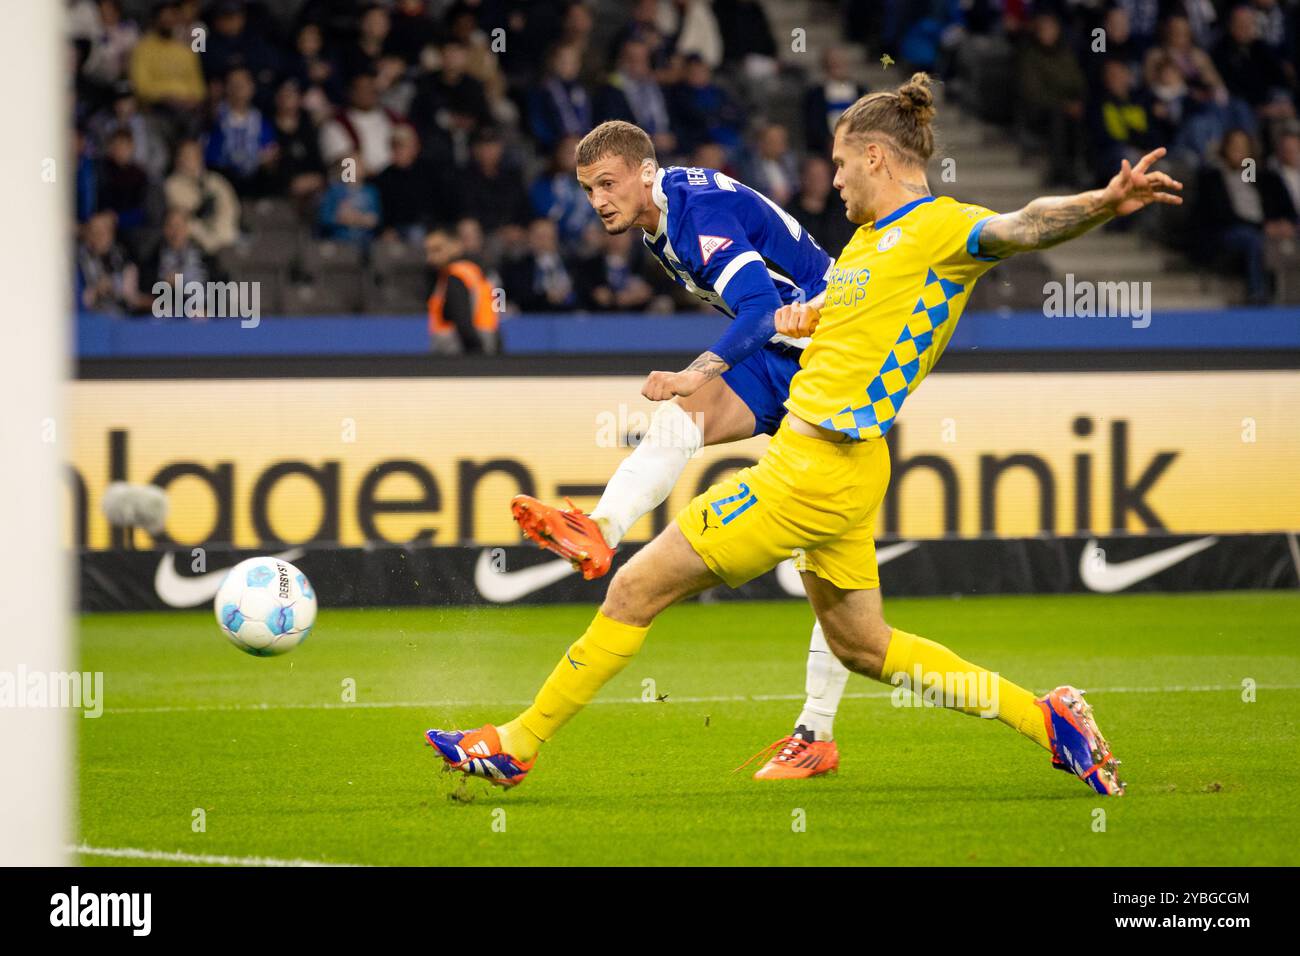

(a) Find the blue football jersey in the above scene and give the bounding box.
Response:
[643,166,834,349]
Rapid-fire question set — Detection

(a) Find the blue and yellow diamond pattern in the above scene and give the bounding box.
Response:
[820,268,965,439]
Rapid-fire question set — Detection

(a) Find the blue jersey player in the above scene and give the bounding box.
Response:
[510,120,850,780]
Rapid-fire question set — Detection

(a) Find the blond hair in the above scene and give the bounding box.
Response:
[835,72,937,165]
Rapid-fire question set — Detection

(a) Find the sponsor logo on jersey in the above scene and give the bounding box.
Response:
[698,235,733,264]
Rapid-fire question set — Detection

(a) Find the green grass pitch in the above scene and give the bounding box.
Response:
[78,592,1300,866]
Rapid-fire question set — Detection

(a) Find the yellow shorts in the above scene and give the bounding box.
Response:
[676,418,891,590]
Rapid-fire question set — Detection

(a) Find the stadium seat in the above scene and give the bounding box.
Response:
[364,241,429,314]
[1267,238,1300,304]
[242,198,300,237]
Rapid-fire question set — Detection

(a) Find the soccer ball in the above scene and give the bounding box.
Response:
[213,557,317,657]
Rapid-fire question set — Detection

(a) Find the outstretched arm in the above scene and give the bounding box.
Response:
[978,147,1183,259]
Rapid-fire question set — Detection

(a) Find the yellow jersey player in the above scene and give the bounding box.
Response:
[427,73,1183,797]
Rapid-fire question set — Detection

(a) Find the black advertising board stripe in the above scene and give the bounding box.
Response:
[79,533,1300,612]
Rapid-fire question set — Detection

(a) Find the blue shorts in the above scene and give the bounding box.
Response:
[721,342,804,437]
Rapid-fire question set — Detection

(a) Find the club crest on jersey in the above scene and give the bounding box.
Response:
[877,226,902,251]
[698,235,733,264]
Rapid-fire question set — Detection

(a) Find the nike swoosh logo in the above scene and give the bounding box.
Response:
[474,550,575,603]
[775,541,918,596]
[154,548,305,608]
[1079,536,1218,593]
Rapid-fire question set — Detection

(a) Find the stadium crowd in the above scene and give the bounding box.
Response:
[72,0,1300,332]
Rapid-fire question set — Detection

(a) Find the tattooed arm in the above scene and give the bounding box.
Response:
[641,351,728,401]
[978,147,1183,259]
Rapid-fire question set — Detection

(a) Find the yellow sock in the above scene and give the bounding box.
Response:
[880,628,1050,751]
[498,611,650,761]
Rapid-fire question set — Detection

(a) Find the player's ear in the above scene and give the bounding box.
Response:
[640,159,656,186]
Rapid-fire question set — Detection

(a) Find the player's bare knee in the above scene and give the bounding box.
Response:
[600,565,654,627]
[822,616,891,678]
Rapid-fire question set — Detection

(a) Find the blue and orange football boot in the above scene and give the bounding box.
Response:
[511,495,615,580]
[425,725,535,788]
[1037,686,1125,796]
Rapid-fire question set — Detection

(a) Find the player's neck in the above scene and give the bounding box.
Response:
[869,179,931,225]
[636,204,662,234]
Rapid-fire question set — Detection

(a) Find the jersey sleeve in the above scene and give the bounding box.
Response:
[679,202,783,367]
[933,201,1003,285]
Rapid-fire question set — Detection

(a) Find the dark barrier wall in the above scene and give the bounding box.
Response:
[78,307,1300,359]
[83,533,1300,611]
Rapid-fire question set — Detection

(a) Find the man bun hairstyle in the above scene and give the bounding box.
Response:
[575,120,657,169]
[835,71,937,165]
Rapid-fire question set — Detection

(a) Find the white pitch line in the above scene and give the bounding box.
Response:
[70,844,363,867]
[104,683,1300,716]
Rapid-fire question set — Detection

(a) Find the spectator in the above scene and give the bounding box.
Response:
[1110,0,1162,49]
[658,0,724,68]
[1214,5,1296,121]
[527,44,592,152]
[142,208,212,313]
[667,54,742,154]
[557,1,598,83]
[786,155,855,257]
[424,226,499,354]
[502,218,577,311]
[609,0,673,71]
[1142,15,1229,107]
[89,81,169,179]
[576,228,656,311]
[1196,129,1274,303]
[95,127,152,232]
[77,211,143,314]
[803,46,867,156]
[1264,128,1300,229]
[596,39,675,155]
[69,0,140,91]
[74,127,98,224]
[445,1,512,122]
[340,3,393,81]
[1087,6,1143,93]
[164,138,240,254]
[317,158,382,246]
[386,0,441,67]
[460,127,531,233]
[202,0,280,90]
[1017,12,1087,186]
[374,125,446,242]
[410,42,493,143]
[375,51,418,119]
[128,0,205,111]
[288,22,343,117]
[494,0,567,86]
[319,71,399,175]
[744,123,799,207]
[691,141,737,178]
[712,0,778,78]
[530,135,597,247]
[262,78,327,205]
[1089,60,1156,184]
[204,66,276,196]
[1249,0,1293,57]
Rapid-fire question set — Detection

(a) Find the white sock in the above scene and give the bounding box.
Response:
[590,402,702,548]
[794,621,851,741]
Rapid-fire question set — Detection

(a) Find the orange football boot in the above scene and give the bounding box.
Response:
[737,734,840,780]
[510,494,615,580]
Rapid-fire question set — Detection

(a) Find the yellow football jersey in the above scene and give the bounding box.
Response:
[786,195,1001,440]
